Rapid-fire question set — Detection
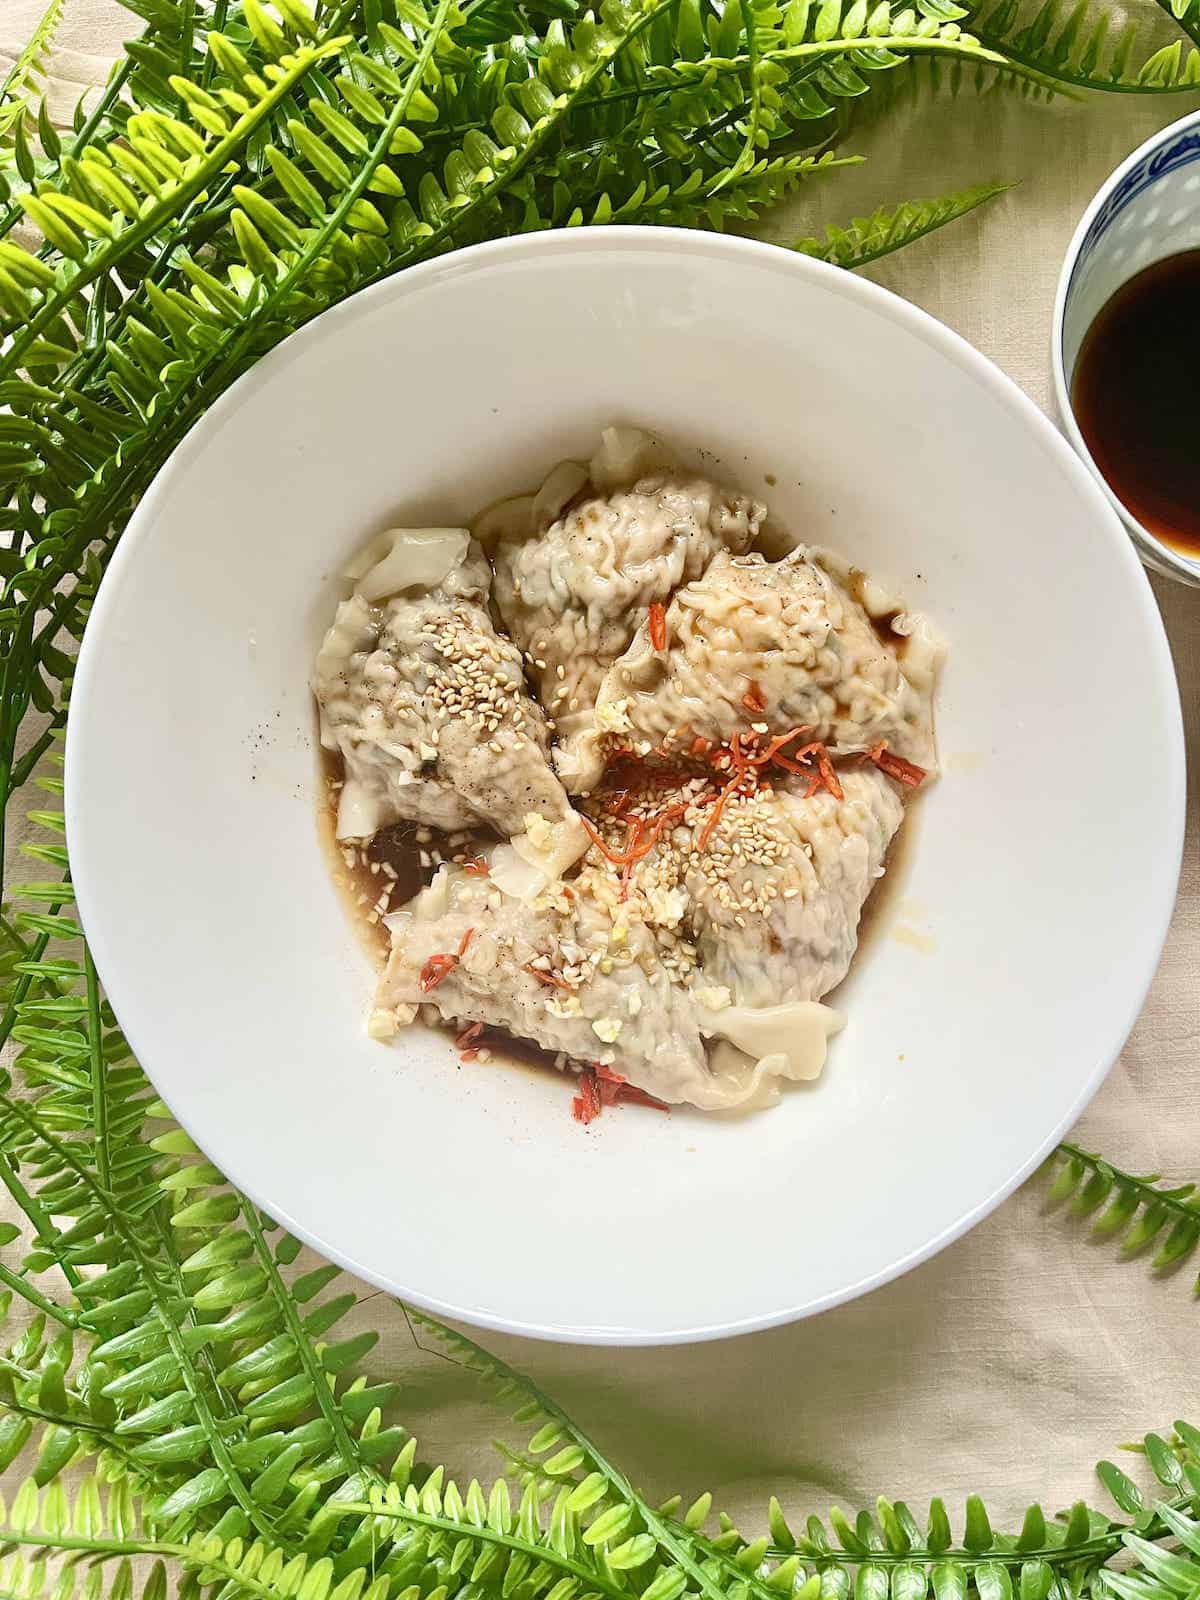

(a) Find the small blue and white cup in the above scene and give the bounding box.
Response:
[1053,110,1200,589]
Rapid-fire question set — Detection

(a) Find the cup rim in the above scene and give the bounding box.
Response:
[1051,107,1200,589]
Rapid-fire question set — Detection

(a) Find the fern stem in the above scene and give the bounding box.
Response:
[0,55,134,243]
[0,887,71,1054]
[201,0,234,88]
[710,0,763,192]
[763,1487,1200,1570]
[0,0,63,105]
[762,1536,1122,1569]
[680,33,1058,84]
[84,946,110,1193]
[0,1263,76,1326]
[1055,1144,1200,1224]
[9,719,64,795]
[149,1209,246,1432]
[965,23,1200,89]
[0,1530,285,1600]
[238,1198,380,1485]
[1151,0,1200,49]
[499,1445,791,1600]
[406,1308,730,1600]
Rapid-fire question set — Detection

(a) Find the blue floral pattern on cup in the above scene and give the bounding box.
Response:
[1072,126,1200,288]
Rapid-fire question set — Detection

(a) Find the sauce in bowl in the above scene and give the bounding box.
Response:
[1071,249,1200,560]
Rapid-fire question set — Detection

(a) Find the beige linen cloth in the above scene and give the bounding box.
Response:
[4,0,1199,1530]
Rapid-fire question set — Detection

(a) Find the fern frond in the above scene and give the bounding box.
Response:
[0,0,68,145]
[404,1307,729,1600]
[1101,1501,1200,1600]
[1045,1145,1200,1289]
[793,180,1011,266]
[965,0,1200,89]
[1148,0,1200,49]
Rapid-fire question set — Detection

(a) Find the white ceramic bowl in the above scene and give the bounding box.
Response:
[67,230,1184,1345]
[1052,108,1200,588]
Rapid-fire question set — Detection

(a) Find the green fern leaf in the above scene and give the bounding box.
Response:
[793,180,1011,266]
[1046,1146,1200,1289]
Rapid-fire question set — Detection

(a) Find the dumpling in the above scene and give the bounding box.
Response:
[572,764,902,1010]
[682,767,904,1009]
[370,764,898,1111]
[374,864,719,1107]
[577,547,938,789]
[313,529,583,864]
[488,431,766,791]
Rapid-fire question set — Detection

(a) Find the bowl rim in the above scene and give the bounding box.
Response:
[67,226,1186,1344]
[1051,106,1200,589]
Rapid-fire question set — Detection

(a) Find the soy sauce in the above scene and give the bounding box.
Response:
[1072,249,1200,559]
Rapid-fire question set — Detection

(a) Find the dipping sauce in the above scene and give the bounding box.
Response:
[1071,249,1200,559]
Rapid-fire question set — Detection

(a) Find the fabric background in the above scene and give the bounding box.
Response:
[3,0,1198,1528]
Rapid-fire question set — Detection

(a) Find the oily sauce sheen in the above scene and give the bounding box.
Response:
[1072,249,1200,559]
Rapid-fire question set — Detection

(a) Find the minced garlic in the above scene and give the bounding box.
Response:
[366,1008,399,1039]
[695,985,732,1011]
[522,811,553,849]
[596,698,632,733]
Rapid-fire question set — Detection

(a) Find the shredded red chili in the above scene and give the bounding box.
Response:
[616,1083,670,1111]
[742,681,766,714]
[455,1022,484,1062]
[419,953,458,992]
[523,963,571,990]
[572,1066,602,1125]
[647,602,668,652]
[419,927,475,992]
[572,1063,670,1123]
[868,742,927,788]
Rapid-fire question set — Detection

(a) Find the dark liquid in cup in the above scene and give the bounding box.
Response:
[1071,248,1200,559]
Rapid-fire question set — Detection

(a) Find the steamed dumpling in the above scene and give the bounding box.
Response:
[371,766,899,1110]
[376,865,716,1106]
[682,767,903,1008]
[489,432,766,791]
[577,547,937,789]
[313,530,582,859]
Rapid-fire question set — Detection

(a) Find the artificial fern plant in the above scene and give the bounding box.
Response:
[1,0,1199,1595]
